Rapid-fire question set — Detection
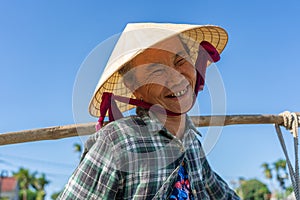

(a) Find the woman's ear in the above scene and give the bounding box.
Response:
[132,90,142,100]
[120,61,137,92]
[123,76,135,92]
[124,77,143,100]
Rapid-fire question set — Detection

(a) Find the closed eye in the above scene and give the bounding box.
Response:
[174,50,189,67]
[175,57,187,66]
[151,69,164,75]
[146,63,165,76]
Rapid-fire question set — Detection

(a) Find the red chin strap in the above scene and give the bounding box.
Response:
[95,41,220,131]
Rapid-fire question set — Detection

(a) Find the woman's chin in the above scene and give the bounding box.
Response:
[164,89,194,114]
[165,101,193,115]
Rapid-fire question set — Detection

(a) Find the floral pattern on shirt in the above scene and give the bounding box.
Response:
[169,162,194,200]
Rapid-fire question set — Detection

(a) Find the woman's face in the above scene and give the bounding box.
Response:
[125,36,199,114]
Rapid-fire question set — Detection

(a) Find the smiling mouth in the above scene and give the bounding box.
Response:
[166,87,188,98]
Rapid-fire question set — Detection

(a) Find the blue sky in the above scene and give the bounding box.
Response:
[1,0,300,198]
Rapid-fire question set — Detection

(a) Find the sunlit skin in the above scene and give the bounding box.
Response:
[124,36,206,138]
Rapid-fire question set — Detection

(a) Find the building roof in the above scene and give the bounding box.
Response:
[1,177,18,192]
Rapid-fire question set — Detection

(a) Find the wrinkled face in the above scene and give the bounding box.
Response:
[124,36,199,114]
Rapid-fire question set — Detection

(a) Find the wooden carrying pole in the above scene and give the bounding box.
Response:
[0,113,299,146]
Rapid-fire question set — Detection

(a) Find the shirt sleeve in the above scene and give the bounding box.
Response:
[58,130,122,200]
[201,150,241,199]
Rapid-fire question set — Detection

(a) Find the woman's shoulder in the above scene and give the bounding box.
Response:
[89,115,149,145]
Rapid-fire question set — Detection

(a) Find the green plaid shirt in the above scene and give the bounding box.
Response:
[58,111,240,199]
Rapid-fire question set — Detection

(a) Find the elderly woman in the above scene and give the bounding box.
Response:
[59,23,240,199]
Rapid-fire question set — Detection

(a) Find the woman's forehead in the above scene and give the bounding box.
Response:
[150,35,183,50]
[131,35,186,65]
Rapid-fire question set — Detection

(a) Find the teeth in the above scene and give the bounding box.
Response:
[170,88,187,97]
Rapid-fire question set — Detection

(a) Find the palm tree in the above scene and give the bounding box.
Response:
[276,159,287,175]
[261,159,289,198]
[261,163,273,180]
[261,162,275,194]
[73,143,82,159]
[31,173,50,200]
[13,168,34,200]
[273,159,288,190]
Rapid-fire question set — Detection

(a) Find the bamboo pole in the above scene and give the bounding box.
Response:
[0,113,299,146]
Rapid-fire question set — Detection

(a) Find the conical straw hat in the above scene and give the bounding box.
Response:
[89,23,228,117]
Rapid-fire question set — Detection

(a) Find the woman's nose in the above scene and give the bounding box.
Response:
[165,67,185,87]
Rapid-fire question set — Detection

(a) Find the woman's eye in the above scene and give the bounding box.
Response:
[175,58,186,66]
[151,69,164,75]
[146,69,165,81]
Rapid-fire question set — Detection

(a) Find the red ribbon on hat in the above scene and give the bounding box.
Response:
[194,41,220,96]
[95,41,220,131]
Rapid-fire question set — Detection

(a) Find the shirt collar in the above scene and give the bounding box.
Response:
[137,108,202,138]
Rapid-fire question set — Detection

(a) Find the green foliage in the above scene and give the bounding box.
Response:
[273,159,288,190]
[13,168,50,200]
[18,189,37,200]
[261,158,290,195]
[237,179,271,200]
[73,143,83,160]
[261,163,272,179]
[73,143,82,153]
[285,185,293,196]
